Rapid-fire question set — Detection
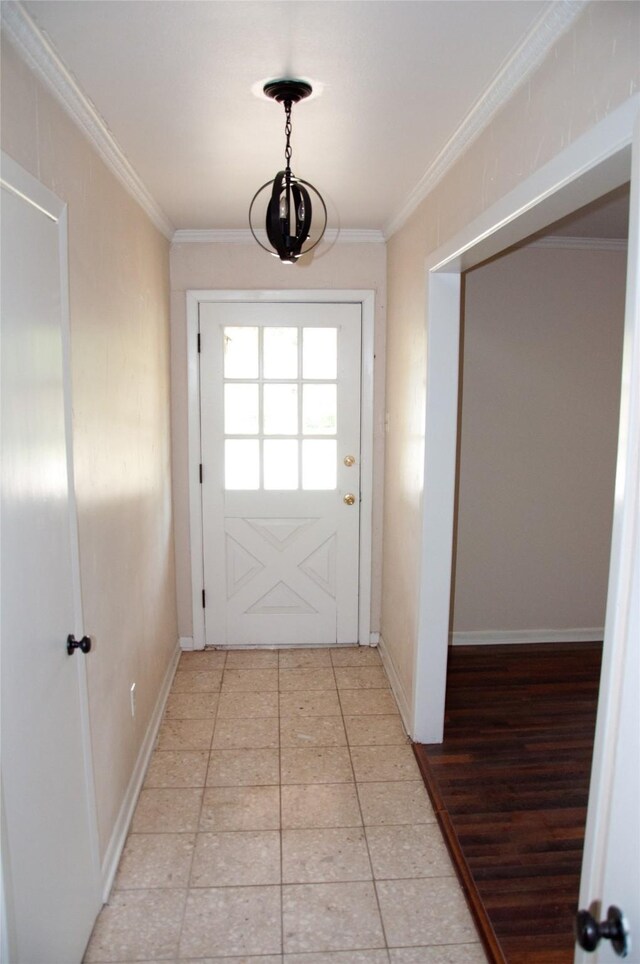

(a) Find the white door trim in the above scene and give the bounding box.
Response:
[413,92,639,745]
[186,289,375,650]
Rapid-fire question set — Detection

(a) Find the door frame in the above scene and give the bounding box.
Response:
[412,93,639,745]
[186,288,376,650]
[411,95,639,959]
[0,152,102,959]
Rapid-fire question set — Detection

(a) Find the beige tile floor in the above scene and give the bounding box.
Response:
[84,646,488,963]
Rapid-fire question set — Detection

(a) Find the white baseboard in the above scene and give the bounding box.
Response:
[451,627,604,646]
[211,642,357,650]
[184,637,379,651]
[377,635,412,737]
[100,641,181,901]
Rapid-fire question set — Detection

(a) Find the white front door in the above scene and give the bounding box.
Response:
[200,302,362,646]
[1,155,101,962]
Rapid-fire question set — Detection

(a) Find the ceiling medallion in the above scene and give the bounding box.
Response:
[249,79,327,264]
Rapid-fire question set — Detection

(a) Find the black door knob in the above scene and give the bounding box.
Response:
[575,905,629,957]
[67,634,92,655]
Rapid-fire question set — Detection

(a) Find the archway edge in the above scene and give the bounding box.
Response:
[413,94,639,744]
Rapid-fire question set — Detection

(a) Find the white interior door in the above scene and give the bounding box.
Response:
[575,115,640,964]
[1,155,101,962]
[200,302,361,646]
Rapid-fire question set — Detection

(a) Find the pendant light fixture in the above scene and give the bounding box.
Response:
[249,79,327,264]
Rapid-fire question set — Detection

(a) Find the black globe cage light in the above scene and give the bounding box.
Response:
[249,79,327,264]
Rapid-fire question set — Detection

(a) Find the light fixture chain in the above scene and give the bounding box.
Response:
[284,101,293,171]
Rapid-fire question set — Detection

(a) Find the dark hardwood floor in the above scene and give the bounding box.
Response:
[413,642,602,964]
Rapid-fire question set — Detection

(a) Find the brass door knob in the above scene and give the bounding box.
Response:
[343,493,356,506]
[344,455,356,467]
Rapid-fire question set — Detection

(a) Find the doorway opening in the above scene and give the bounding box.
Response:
[412,103,636,745]
[410,95,639,964]
[452,185,629,652]
[415,183,629,962]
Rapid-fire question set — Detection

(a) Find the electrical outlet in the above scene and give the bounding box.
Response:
[130,682,136,718]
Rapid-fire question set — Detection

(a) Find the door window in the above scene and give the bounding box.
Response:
[223,325,338,491]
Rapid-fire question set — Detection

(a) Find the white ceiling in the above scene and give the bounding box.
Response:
[22,0,556,232]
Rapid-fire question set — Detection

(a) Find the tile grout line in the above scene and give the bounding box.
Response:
[176,649,226,957]
[333,654,391,958]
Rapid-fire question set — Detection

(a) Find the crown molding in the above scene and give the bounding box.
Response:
[384,0,589,240]
[529,235,628,252]
[172,230,255,245]
[171,228,386,244]
[2,0,590,247]
[1,1,175,240]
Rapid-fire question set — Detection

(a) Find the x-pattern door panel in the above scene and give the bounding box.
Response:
[225,511,336,643]
[200,302,361,646]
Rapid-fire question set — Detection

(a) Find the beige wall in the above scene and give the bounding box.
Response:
[453,244,626,636]
[169,241,387,639]
[382,3,639,706]
[1,37,178,858]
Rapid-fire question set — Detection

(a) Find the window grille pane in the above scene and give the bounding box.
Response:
[225,439,260,490]
[264,384,298,435]
[264,327,298,379]
[303,384,337,435]
[302,440,337,489]
[224,327,259,379]
[224,384,259,435]
[264,440,298,490]
[303,328,337,379]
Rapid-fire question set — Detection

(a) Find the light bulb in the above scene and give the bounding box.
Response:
[298,199,305,222]
[279,195,288,219]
